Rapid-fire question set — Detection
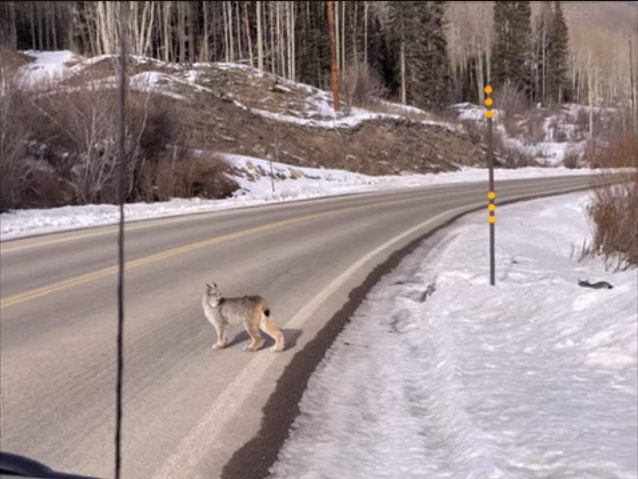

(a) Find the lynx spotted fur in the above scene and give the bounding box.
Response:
[202,282,285,352]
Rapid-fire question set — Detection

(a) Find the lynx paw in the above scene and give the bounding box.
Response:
[212,343,225,350]
[270,345,284,352]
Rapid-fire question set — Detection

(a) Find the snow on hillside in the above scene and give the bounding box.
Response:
[16,50,454,131]
[0,151,610,242]
[269,192,638,479]
[18,50,79,85]
[17,50,604,166]
[451,102,596,167]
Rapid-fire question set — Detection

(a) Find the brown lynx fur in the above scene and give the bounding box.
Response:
[202,282,285,352]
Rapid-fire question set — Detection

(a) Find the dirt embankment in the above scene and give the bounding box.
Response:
[178,96,485,176]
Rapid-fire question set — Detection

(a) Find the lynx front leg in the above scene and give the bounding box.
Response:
[212,322,229,350]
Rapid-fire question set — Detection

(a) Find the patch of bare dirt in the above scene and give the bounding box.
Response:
[173,92,484,175]
[36,53,488,176]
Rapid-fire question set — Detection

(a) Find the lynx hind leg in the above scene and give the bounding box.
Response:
[260,308,285,352]
[243,311,265,352]
[212,321,229,350]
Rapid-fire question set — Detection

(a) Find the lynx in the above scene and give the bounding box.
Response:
[202,282,285,352]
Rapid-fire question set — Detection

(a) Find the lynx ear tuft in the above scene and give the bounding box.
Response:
[212,281,218,288]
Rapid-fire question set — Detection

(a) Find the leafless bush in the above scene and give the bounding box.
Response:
[28,83,184,205]
[563,150,583,169]
[581,170,637,270]
[573,106,611,140]
[0,69,32,212]
[580,126,638,270]
[497,143,540,168]
[153,151,238,201]
[341,63,388,110]
[461,119,486,144]
[582,129,637,169]
[493,81,528,124]
[524,108,547,145]
[553,128,568,143]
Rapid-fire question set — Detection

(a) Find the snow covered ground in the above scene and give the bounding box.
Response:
[269,192,638,479]
[0,156,609,242]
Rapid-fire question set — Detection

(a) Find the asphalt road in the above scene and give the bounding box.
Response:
[0,175,607,479]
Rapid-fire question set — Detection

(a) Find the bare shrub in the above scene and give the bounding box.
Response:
[497,143,540,168]
[0,70,32,212]
[581,125,638,269]
[28,83,184,205]
[563,150,583,169]
[167,153,239,199]
[341,63,388,110]
[582,170,637,270]
[524,108,547,145]
[553,128,568,143]
[573,106,612,140]
[582,129,636,169]
[461,119,486,144]
[493,81,528,124]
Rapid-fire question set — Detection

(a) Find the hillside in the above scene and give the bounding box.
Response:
[1,46,617,213]
[15,50,486,177]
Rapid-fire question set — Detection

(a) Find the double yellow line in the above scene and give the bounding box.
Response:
[0,211,333,310]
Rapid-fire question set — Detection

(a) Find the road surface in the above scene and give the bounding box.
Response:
[0,175,607,479]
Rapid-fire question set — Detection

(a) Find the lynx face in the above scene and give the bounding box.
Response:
[205,282,222,307]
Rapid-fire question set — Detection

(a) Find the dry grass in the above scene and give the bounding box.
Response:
[2,73,238,211]
[154,152,238,201]
[0,45,34,75]
[563,150,584,169]
[0,70,32,212]
[341,63,389,111]
[581,128,638,270]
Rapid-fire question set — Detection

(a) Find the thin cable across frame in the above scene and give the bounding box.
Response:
[115,3,128,479]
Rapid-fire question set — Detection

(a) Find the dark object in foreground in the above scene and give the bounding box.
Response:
[578,278,614,290]
[0,451,103,479]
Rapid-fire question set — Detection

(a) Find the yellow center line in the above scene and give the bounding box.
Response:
[0,210,338,310]
[2,197,407,310]
[0,186,507,310]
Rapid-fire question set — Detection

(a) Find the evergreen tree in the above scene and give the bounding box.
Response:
[387,1,451,110]
[366,11,393,88]
[548,1,569,103]
[295,1,331,89]
[491,1,533,97]
[414,1,451,110]
[534,0,554,104]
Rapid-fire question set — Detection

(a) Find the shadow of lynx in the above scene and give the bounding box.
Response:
[227,328,303,350]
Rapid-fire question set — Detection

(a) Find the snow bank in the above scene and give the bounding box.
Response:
[269,192,637,479]
[0,156,607,242]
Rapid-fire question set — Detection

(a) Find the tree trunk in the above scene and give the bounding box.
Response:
[30,1,37,49]
[291,1,296,80]
[202,1,210,61]
[327,1,340,111]
[269,2,276,73]
[242,2,253,67]
[364,1,368,66]
[256,1,264,70]
[400,40,407,105]
[335,1,340,75]
[236,1,242,62]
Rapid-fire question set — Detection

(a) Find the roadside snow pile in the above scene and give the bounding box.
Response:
[0,156,605,242]
[269,192,638,479]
